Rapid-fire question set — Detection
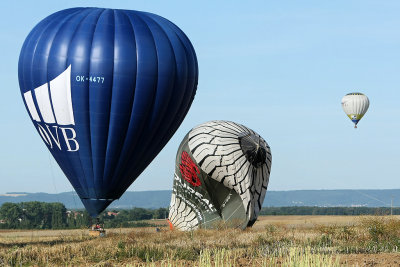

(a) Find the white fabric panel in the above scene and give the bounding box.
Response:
[49,65,75,125]
[23,91,41,122]
[34,83,55,123]
[341,94,369,116]
[168,194,200,231]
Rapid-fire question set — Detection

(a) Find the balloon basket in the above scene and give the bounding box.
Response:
[89,219,106,237]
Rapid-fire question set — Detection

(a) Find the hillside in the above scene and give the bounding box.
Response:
[1,189,399,209]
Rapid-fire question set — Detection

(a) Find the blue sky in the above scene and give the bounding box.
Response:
[1,0,400,194]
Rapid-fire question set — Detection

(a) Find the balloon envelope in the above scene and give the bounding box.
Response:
[18,8,198,217]
[168,121,272,230]
[341,92,369,128]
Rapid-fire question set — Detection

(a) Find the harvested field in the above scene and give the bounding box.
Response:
[254,215,366,229]
[1,215,400,266]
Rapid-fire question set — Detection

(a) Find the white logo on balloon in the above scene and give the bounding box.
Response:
[23,65,79,152]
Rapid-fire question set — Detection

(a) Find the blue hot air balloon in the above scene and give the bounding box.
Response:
[18,8,198,217]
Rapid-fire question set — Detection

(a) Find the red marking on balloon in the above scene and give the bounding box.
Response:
[179,151,201,187]
[167,219,174,230]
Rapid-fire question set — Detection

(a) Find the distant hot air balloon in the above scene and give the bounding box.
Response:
[341,93,369,128]
[18,8,198,217]
[168,121,271,231]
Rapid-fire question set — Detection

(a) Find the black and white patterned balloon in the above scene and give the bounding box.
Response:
[168,121,272,231]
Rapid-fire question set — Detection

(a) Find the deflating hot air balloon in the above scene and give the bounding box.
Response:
[18,8,198,217]
[168,121,271,231]
[341,93,369,128]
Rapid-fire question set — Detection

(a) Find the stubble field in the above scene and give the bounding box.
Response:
[1,215,400,266]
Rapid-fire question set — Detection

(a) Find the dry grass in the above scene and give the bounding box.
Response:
[1,215,400,266]
[255,215,364,228]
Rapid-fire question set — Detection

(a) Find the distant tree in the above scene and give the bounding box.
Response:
[51,203,67,229]
[20,202,46,229]
[129,208,153,221]
[82,211,91,227]
[0,203,23,228]
[73,210,91,228]
[66,212,76,229]
[153,208,168,219]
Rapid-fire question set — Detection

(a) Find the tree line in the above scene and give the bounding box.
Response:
[0,202,168,230]
[101,207,168,228]
[2,202,399,230]
[0,202,88,229]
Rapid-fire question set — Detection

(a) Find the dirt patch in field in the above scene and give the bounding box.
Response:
[339,253,400,266]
